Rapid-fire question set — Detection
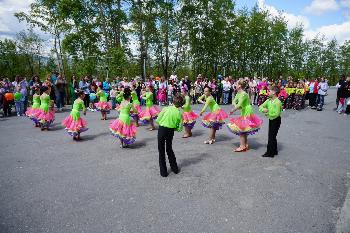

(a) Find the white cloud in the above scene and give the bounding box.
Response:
[340,0,350,8]
[258,0,310,29]
[304,0,339,15]
[305,20,350,43]
[0,0,35,37]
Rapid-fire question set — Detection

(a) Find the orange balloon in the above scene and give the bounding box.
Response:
[4,93,14,101]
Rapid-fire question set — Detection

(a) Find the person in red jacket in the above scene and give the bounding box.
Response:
[308,78,319,109]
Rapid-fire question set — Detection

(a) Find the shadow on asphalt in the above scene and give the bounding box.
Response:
[131,141,147,149]
[82,132,110,141]
[191,130,205,137]
[49,123,64,131]
[180,153,211,168]
[215,134,232,142]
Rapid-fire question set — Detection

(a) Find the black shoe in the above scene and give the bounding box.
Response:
[262,153,274,158]
[171,167,180,174]
[160,172,168,177]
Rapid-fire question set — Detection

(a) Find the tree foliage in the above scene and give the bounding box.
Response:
[0,0,348,84]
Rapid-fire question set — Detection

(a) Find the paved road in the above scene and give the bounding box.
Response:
[0,89,349,233]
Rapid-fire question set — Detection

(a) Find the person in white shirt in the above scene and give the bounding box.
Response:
[221,77,231,104]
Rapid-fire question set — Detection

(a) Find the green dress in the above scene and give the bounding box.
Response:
[70,99,86,121]
[62,99,88,136]
[144,92,154,108]
[232,91,253,116]
[183,95,192,112]
[228,91,262,135]
[38,93,55,126]
[32,94,41,109]
[200,95,228,130]
[131,91,140,105]
[40,93,50,113]
[110,101,137,144]
[201,95,220,113]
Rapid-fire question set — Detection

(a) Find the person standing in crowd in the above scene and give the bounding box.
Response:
[308,78,319,109]
[221,76,231,105]
[183,75,191,91]
[79,76,90,108]
[70,75,79,104]
[102,78,111,101]
[340,77,350,115]
[18,76,29,112]
[14,86,24,116]
[335,75,345,109]
[169,71,178,82]
[158,76,167,106]
[249,77,257,105]
[316,77,329,111]
[2,78,13,117]
[194,76,203,104]
[29,75,42,97]
[55,75,66,112]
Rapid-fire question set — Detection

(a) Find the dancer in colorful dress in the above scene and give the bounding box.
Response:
[62,90,88,140]
[95,86,112,120]
[139,85,160,130]
[131,85,141,127]
[37,86,55,131]
[259,86,282,158]
[198,86,228,144]
[25,85,41,127]
[181,86,198,138]
[109,88,137,148]
[227,79,263,152]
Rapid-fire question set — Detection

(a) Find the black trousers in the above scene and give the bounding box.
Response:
[158,126,178,176]
[266,117,281,156]
[309,93,317,107]
[83,94,90,108]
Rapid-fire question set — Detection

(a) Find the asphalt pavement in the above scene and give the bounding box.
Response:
[0,89,349,233]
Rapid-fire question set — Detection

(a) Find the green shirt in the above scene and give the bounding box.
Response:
[40,93,50,113]
[70,99,85,121]
[118,101,136,125]
[97,90,108,102]
[32,94,41,109]
[156,105,183,132]
[131,91,140,105]
[116,91,124,103]
[200,95,220,113]
[233,91,253,116]
[143,92,154,108]
[259,98,282,120]
[182,95,192,112]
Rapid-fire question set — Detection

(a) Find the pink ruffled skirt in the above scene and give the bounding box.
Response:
[110,119,137,145]
[25,107,41,124]
[62,115,88,136]
[95,101,112,113]
[37,109,55,127]
[182,111,199,129]
[227,114,263,135]
[139,106,160,124]
[202,109,228,130]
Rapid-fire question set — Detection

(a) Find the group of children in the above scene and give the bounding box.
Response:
[25,81,283,177]
[25,85,55,131]
[257,81,307,111]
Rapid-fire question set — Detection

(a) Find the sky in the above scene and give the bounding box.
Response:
[0,0,350,50]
